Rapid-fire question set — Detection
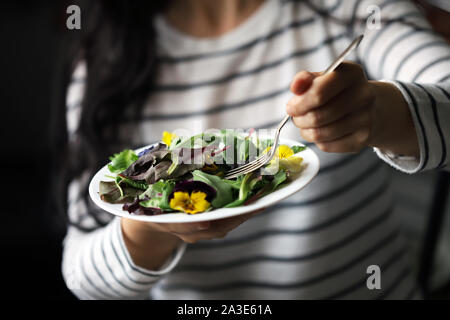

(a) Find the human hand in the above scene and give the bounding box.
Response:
[286,61,419,157]
[286,61,376,153]
[145,208,265,244]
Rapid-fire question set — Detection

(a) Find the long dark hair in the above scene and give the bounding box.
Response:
[76,0,168,171]
[52,0,168,229]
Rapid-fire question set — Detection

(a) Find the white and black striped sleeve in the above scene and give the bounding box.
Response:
[62,217,186,300]
[350,0,450,173]
[374,81,450,173]
[61,62,187,300]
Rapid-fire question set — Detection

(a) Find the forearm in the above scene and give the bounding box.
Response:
[368,81,420,157]
[121,218,182,270]
[62,218,185,300]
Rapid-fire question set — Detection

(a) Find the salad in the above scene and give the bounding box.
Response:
[99,130,306,216]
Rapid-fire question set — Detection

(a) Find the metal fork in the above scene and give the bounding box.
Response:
[223,34,364,180]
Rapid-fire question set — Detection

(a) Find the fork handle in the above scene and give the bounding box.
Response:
[270,114,291,160]
[277,114,291,131]
[322,34,364,75]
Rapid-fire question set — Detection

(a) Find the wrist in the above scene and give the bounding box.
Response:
[121,218,181,269]
[368,81,420,157]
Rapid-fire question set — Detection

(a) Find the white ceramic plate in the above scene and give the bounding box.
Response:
[89,138,320,223]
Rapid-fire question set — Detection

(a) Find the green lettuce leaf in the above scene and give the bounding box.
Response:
[291,145,306,154]
[224,172,254,208]
[243,170,288,205]
[117,176,148,190]
[222,175,244,190]
[170,132,217,150]
[192,170,234,208]
[108,149,138,174]
[139,180,176,210]
[270,170,288,190]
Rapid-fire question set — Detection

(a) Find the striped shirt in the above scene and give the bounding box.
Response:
[62,0,450,299]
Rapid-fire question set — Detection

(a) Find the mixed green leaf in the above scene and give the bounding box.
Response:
[98,130,306,215]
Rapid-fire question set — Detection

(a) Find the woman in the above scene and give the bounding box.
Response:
[62,0,450,299]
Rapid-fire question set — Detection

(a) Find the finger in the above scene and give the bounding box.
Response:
[210,210,261,233]
[176,222,236,243]
[292,83,374,129]
[286,62,365,116]
[299,109,370,143]
[187,208,266,239]
[315,128,371,153]
[160,221,211,235]
[290,71,318,95]
[177,229,228,244]
[223,207,266,222]
[173,208,267,243]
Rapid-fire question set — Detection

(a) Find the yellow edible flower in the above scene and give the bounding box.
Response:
[162,131,178,146]
[263,145,303,173]
[263,145,294,159]
[279,156,303,173]
[169,191,211,214]
[277,145,294,159]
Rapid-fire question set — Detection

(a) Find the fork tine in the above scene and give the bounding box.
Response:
[225,154,269,175]
[224,155,271,178]
[223,135,280,179]
[224,157,265,174]
[225,166,263,179]
[228,160,265,175]
[224,165,262,178]
[224,165,260,179]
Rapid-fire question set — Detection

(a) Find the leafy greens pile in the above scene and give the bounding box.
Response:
[99,130,306,215]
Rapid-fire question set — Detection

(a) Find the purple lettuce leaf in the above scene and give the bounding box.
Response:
[120,143,170,181]
[99,181,143,204]
[122,198,163,216]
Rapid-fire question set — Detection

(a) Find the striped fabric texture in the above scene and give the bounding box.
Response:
[62,0,450,299]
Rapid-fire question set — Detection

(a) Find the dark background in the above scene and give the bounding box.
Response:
[0,0,448,300]
[1,1,75,299]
